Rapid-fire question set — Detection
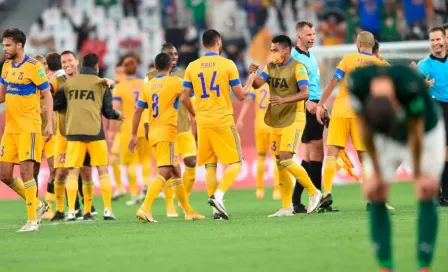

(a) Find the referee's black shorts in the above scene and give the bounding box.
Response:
[438,101,448,146]
[302,100,324,143]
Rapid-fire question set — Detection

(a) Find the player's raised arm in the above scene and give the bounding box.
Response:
[249,63,267,89]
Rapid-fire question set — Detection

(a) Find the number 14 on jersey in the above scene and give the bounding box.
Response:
[198,71,220,98]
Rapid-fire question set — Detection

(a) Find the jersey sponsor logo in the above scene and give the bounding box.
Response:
[300,67,307,75]
[68,89,96,101]
[270,77,289,89]
[38,68,46,78]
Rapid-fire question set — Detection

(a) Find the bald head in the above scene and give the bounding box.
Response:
[357,31,375,50]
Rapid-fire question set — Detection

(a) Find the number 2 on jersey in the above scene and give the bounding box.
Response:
[258,89,268,109]
[152,93,159,118]
[198,71,220,98]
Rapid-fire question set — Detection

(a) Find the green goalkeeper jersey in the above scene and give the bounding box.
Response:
[348,65,439,143]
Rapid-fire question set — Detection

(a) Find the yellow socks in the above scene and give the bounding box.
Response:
[323,156,337,196]
[82,179,94,214]
[141,163,151,187]
[8,177,25,199]
[128,165,138,197]
[112,164,122,191]
[164,186,175,210]
[280,159,317,195]
[277,162,293,208]
[183,167,196,197]
[54,178,66,212]
[205,164,218,197]
[273,159,280,192]
[256,155,266,189]
[170,178,193,213]
[24,179,38,221]
[66,175,78,211]
[141,175,165,213]
[218,162,242,193]
[99,174,113,211]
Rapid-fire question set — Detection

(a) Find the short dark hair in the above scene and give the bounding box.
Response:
[202,29,221,48]
[155,53,171,71]
[364,96,396,134]
[373,40,380,55]
[443,23,448,31]
[272,35,292,49]
[2,28,26,47]
[161,42,175,51]
[82,53,99,69]
[61,50,77,59]
[46,52,62,71]
[296,21,313,30]
[429,26,446,36]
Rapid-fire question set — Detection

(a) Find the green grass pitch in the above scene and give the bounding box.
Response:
[0,182,447,272]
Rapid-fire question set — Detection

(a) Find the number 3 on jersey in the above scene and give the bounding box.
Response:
[198,71,220,98]
[152,93,159,118]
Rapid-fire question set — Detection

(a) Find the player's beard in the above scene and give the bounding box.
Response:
[6,51,16,60]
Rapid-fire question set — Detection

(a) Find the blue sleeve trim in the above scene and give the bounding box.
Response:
[37,81,50,91]
[183,81,193,88]
[260,72,269,81]
[0,77,5,85]
[229,78,241,86]
[190,92,195,97]
[112,97,122,101]
[173,97,180,109]
[248,93,256,99]
[137,100,148,108]
[297,80,309,87]
[333,68,345,81]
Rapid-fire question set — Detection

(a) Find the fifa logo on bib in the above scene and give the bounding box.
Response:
[270,77,289,89]
[68,90,96,101]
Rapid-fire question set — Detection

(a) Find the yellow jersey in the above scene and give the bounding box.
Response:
[248,83,271,132]
[332,52,388,118]
[112,77,146,137]
[183,52,241,128]
[1,55,49,133]
[138,74,182,144]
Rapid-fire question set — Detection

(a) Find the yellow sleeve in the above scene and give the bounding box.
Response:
[30,62,50,90]
[112,84,122,101]
[334,56,348,81]
[228,60,241,86]
[260,65,269,82]
[175,77,183,95]
[295,63,309,88]
[49,78,58,95]
[183,65,193,89]
[137,84,149,109]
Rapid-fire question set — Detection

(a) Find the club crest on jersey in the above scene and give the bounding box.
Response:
[270,77,289,89]
[68,90,95,101]
[38,68,46,78]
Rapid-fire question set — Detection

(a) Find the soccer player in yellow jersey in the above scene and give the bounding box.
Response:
[182,29,254,220]
[250,35,322,216]
[130,53,204,223]
[0,29,53,232]
[111,56,151,206]
[316,31,389,209]
[236,83,280,200]
[145,43,198,217]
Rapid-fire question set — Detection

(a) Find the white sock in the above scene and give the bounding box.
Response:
[214,189,224,201]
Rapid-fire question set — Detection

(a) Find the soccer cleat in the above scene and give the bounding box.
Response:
[366,202,395,211]
[36,201,49,223]
[112,189,126,201]
[50,211,65,221]
[64,210,77,221]
[439,198,448,207]
[272,189,281,200]
[319,193,333,209]
[136,209,157,223]
[125,197,140,206]
[256,188,265,200]
[166,206,179,218]
[103,209,117,220]
[385,203,395,210]
[185,211,206,221]
[41,210,55,221]
[268,206,294,217]
[307,190,323,214]
[318,205,340,213]
[83,213,95,221]
[75,210,83,220]
[17,221,39,232]
[293,204,307,214]
[208,195,230,220]
[213,213,225,220]
[91,206,97,216]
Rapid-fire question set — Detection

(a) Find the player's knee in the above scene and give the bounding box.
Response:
[278,151,293,161]
[55,168,68,180]
[94,166,106,177]
[309,141,324,161]
[416,181,439,201]
[0,171,13,184]
[363,183,387,202]
[183,156,196,168]
[19,168,34,181]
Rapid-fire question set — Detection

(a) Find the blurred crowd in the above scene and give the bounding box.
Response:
[4,0,448,78]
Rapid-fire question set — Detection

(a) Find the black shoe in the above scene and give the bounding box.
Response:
[50,211,65,221]
[75,210,83,220]
[318,205,340,213]
[213,213,225,220]
[439,198,448,207]
[91,206,97,216]
[293,204,307,214]
[319,193,333,209]
[83,213,95,220]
